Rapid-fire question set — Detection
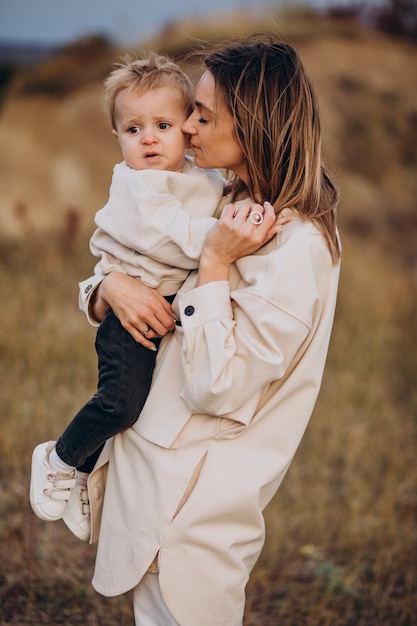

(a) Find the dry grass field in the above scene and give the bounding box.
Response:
[0,8,416,625]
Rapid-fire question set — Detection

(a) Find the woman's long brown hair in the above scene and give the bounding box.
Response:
[203,36,341,263]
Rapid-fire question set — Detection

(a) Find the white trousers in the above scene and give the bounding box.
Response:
[133,571,180,626]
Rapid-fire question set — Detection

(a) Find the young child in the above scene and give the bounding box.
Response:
[30,54,224,541]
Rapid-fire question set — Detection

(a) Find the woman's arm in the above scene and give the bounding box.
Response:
[196,201,284,285]
[177,205,331,418]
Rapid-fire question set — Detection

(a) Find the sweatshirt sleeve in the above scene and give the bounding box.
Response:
[93,164,220,271]
[78,256,127,326]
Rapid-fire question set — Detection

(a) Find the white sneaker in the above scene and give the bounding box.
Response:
[63,483,91,542]
[30,441,76,521]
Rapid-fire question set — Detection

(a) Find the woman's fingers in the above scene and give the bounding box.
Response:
[99,273,175,348]
[266,203,293,238]
[205,203,270,264]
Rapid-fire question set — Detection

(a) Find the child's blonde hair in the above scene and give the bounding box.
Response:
[104,53,194,130]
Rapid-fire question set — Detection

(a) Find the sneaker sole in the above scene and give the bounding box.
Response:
[62,511,90,542]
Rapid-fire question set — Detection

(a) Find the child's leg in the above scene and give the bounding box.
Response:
[56,310,160,473]
[30,311,160,528]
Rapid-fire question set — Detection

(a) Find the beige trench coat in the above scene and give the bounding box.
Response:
[84,215,340,626]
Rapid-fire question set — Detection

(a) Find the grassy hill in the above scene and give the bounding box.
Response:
[0,9,416,625]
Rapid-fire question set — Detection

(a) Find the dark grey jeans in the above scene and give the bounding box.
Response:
[55,305,170,474]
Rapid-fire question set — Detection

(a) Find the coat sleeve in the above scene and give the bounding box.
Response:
[176,226,330,420]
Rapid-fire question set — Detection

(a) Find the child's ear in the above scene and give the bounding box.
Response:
[112,129,118,140]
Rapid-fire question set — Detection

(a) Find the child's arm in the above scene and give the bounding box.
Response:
[94,165,222,271]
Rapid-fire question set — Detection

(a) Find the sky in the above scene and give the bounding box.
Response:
[0,0,386,48]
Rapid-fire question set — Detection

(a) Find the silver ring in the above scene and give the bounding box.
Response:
[249,211,264,225]
[141,324,150,337]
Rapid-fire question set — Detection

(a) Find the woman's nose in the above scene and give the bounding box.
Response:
[182,115,195,135]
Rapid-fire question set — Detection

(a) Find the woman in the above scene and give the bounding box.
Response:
[83,36,341,625]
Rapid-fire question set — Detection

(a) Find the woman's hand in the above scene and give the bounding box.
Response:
[92,272,175,348]
[196,201,290,286]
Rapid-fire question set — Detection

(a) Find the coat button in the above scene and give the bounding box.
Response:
[84,284,93,294]
[184,305,195,316]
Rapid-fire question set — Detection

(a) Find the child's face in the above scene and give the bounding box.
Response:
[112,86,189,172]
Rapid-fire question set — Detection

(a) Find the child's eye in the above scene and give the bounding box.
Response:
[198,117,208,125]
[127,126,140,134]
[158,122,171,130]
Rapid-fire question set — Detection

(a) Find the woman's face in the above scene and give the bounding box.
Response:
[182,71,247,183]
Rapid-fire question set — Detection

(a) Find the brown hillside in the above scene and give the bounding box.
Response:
[0,19,416,264]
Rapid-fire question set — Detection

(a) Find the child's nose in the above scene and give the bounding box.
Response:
[142,129,157,144]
